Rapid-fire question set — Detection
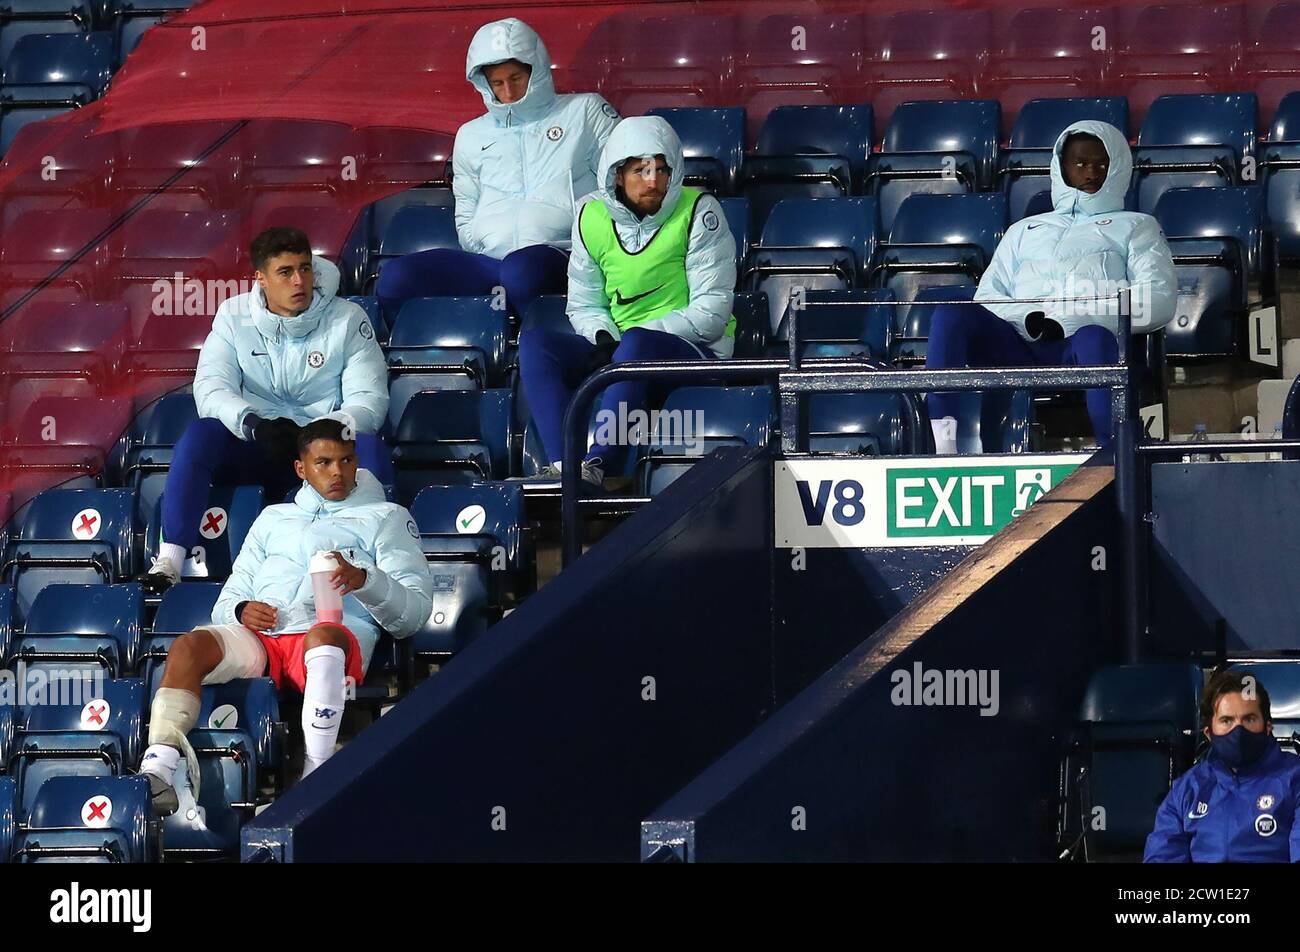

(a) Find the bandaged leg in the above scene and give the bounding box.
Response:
[931,417,960,455]
[301,644,347,779]
[141,687,202,809]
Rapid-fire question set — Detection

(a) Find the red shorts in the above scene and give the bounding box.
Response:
[256,624,364,693]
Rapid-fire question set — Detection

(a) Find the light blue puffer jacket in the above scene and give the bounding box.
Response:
[975,120,1177,338]
[567,115,737,357]
[193,256,388,440]
[453,18,621,260]
[211,469,433,672]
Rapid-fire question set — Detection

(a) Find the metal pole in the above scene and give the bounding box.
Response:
[1113,287,1144,663]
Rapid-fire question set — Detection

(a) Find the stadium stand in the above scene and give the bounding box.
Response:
[5,0,1300,867]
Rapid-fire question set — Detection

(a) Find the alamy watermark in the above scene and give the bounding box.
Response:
[150,273,257,316]
[890,662,1000,717]
[0,664,107,708]
[592,401,705,455]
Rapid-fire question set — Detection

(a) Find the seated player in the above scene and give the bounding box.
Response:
[138,419,433,814]
[925,120,1176,453]
[137,227,392,593]
[1144,670,1300,862]
[517,115,736,487]
[376,17,620,320]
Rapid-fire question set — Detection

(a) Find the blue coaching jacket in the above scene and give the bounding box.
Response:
[1144,741,1300,862]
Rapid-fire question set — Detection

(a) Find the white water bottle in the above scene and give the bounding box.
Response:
[309,551,344,625]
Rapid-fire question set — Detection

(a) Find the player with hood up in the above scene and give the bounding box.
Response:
[377,17,620,320]
[925,120,1176,453]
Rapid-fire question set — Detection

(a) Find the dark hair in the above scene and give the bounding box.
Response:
[250,227,311,272]
[1201,670,1271,729]
[1062,131,1105,151]
[297,418,355,457]
[483,58,531,75]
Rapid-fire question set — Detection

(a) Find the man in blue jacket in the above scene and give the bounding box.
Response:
[1145,670,1300,862]
[137,227,392,594]
[517,115,736,488]
[925,120,1176,453]
[376,17,620,320]
[139,419,433,814]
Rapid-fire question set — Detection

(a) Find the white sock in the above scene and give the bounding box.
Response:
[931,417,959,455]
[140,743,179,785]
[156,542,187,574]
[301,645,347,778]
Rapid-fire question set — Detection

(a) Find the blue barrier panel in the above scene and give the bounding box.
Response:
[1148,459,1300,654]
[243,445,777,862]
[641,462,1118,861]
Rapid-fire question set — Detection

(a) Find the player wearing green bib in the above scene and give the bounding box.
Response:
[517,115,736,489]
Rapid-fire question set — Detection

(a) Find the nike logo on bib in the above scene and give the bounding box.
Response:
[614,285,664,307]
[251,350,268,357]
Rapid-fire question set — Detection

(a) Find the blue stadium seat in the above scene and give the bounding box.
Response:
[872,193,1007,300]
[1228,661,1300,740]
[866,99,1001,231]
[386,297,509,428]
[731,290,769,359]
[366,185,454,260]
[1262,92,1300,269]
[0,775,13,862]
[637,386,775,495]
[148,677,280,858]
[807,392,920,457]
[1133,93,1259,215]
[774,288,892,362]
[743,104,873,237]
[3,487,137,620]
[647,107,745,195]
[0,8,91,65]
[1001,97,1131,222]
[1154,187,1259,359]
[144,485,262,584]
[890,284,977,365]
[744,196,879,334]
[370,204,458,290]
[16,583,142,679]
[1,30,111,104]
[118,392,198,525]
[136,581,221,687]
[11,677,146,817]
[391,389,514,502]
[13,775,156,862]
[408,482,528,659]
[717,196,749,274]
[1058,663,1202,861]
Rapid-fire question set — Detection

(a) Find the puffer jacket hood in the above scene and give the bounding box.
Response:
[250,254,341,341]
[1050,119,1132,217]
[596,115,685,231]
[466,17,558,126]
[293,467,387,516]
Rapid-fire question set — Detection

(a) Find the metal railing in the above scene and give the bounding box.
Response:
[560,290,1147,658]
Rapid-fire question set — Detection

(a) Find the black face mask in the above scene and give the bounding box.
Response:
[1209,725,1272,769]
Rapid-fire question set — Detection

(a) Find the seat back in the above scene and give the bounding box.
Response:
[881,99,1001,189]
[392,389,514,498]
[409,482,524,566]
[17,774,153,863]
[7,487,137,619]
[807,392,914,457]
[19,583,144,677]
[758,196,879,276]
[2,30,112,103]
[1153,186,1264,282]
[640,386,775,495]
[756,104,874,186]
[646,107,745,194]
[1009,96,1131,148]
